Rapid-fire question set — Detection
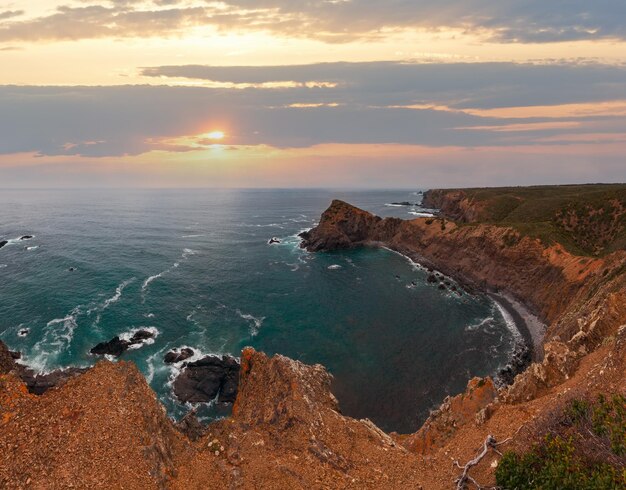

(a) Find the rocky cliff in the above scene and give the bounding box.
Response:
[1,188,625,489]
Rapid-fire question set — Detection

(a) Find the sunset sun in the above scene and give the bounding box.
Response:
[206,130,225,141]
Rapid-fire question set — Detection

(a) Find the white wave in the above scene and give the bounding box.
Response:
[119,326,160,350]
[381,246,425,271]
[328,264,342,270]
[285,262,300,271]
[493,301,523,342]
[181,234,204,238]
[236,310,265,337]
[0,264,6,268]
[237,223,285,228]
[103,278,135,310]
[145,313,155,318]
[143,249,197,293]
[408,211,436,217]
[465,316,495,332]
[384,203,407,207]
[26,246,39,251]
[28,306,81,371]
[142,271,164,291]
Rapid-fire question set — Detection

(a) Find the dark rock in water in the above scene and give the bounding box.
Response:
[0,240,7,249]
[69,267,75,272]
[90,336,129,357]
[90,330,155,357]
[173,355,240,404]
[164,347,195,364]
[497,342,532,386]
[130,330,154,343]
[18,328,30,337]
[451,285,458,292]
[9,350,21,360]
[268,237,281,245]
[438,284,446,290]
[1,339,87,394]
[390,201,416,206]
[427,274,438,283]
[19,235,33,240]
[218,356,240,404]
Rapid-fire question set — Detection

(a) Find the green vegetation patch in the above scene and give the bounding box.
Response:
[437,184,626,256]
[496,394,626,489]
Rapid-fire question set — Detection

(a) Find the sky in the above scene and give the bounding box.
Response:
[1,1,625,188]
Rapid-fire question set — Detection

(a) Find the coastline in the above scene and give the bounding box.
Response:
[365,242,546,383]
[384,244,545,336]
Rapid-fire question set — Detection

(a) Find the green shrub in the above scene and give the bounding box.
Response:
[496,394,626,489]
[496,435,625,490]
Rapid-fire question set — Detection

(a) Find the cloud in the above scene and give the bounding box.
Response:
[1,61,626,158]
[1,1,626,43]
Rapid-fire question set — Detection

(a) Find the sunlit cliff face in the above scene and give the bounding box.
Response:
[1,1,626,187]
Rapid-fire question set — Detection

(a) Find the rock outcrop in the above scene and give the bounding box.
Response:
[164,347,195,364]
[173,355,240,404]
[0,340,87,395]
[90,329,156,357]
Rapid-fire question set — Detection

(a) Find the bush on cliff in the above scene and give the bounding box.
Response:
[496,394,626,489]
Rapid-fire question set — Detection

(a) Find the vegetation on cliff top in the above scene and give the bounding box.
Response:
[496,394,626,489]
[426,184,626,256]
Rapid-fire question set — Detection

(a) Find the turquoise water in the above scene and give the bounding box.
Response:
[0,189,515,433]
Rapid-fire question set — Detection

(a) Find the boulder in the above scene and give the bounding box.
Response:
[90,330,156,357]
[164,347,195,364]
[90,336,129,357]
[172,355,240,404]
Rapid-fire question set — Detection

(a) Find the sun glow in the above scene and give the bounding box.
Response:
[206,131,225,140]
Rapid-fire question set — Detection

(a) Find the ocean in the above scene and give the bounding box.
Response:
[0,189,516,433]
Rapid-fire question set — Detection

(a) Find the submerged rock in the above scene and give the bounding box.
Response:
[19,235,33,240]
[90,330,156,357]
[268,237,281,245]
[173,355,240,404]
[164,347,195,364]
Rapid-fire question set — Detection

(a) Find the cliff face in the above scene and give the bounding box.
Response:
[301,199,614,327]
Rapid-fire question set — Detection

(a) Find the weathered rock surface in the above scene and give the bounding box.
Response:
[0,361,187,489]
[400,377,498,454]
[173,355,240,404]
